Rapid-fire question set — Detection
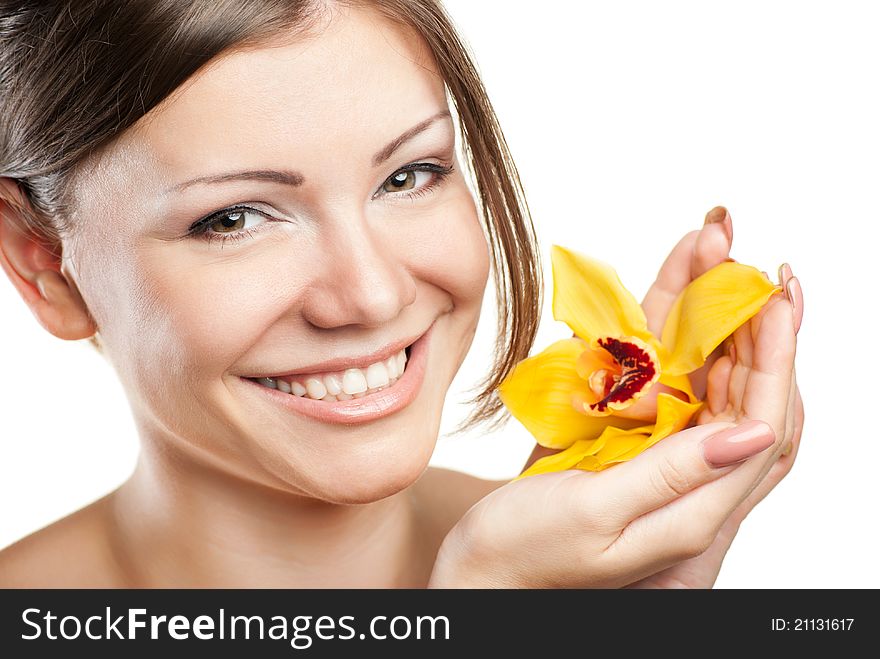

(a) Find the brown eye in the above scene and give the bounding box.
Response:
[209,211,247,233]
[382,170,417,193]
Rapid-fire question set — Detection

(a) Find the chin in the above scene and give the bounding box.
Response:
[305,442,435,505]
[258,417,441,505]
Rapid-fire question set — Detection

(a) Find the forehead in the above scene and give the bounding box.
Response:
[79,4,446,203]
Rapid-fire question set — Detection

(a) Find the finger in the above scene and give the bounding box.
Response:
[703,296,796,507]
[782,380,803,457]
[778,263,793,289]
[729,292,785,411]
[779,265,799,451]
[599,420,776,573]
[641,208,734,337]
[746,385,803,512]
[740,295,796,444]
[705,354,733,416]
[728,309,756,412]
[692,214,732,278]
[580,420,775,526]
[641,230,700,336]
[730,386,804,525]
[786,275,803,335]
[782,366,797,452]
[779,263,803,335]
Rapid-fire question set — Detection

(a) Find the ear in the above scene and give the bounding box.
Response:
[0,177,97,340]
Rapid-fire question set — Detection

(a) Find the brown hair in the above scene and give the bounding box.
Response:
[0,0,542,434]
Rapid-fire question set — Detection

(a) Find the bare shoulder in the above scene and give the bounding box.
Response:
[0,494,126,588]
[411,467,506,546]
[415,466,505,508]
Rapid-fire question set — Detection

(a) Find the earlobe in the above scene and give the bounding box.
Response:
[31,269,98,340]
[0,183,98,341]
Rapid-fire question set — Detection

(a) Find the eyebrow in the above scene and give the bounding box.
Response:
[165,109,452,194]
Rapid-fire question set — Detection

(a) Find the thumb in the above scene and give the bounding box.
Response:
[587,419,776,526]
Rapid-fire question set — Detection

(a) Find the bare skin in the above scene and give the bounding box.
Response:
[0,3,496,589]
[0,2,802,589]
[0,467,503,588]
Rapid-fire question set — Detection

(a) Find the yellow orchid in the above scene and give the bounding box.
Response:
[498,245,780,478]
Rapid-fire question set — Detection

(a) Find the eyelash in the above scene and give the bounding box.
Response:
[187,162,455,247]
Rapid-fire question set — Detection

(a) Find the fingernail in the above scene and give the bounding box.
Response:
[778,263,793,287]
[704,206,733,245]
[786,276,803,334]
[723,257,737,263]
[702,420,776,467]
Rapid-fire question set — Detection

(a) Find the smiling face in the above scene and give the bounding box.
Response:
[64,3,490,502]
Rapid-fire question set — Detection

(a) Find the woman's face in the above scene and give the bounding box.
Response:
[65,4,490,502]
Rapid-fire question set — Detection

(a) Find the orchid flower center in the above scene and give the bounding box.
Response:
[573,336,661,416]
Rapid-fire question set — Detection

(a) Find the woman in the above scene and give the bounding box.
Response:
[0,0,803,587]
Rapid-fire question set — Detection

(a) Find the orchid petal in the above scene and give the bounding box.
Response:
[551,245,653,343]
[591,393,705,470]
[657,370,698,403]
[516,436,608,479]
[575,425,653,471]
[661,262,781,376]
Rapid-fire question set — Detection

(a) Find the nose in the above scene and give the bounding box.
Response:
[299,216,417,329]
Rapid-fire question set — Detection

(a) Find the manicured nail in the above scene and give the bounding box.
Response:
[778,263,793,287]
[704,206,733,245]
[786,276,802,334]
[702,420,776,467]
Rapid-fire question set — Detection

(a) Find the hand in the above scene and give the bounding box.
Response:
[428,416,786,588]
[433,208,803,589]
[627,209,804,588]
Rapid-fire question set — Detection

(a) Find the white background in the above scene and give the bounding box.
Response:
[1,0,877,587]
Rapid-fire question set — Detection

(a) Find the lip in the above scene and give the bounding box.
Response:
[239,320,434,425]
[246,331,423,380]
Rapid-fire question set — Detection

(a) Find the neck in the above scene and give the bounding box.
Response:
[109,433,431,588]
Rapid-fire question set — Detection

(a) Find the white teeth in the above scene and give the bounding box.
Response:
[323,373,343,396]
[365,361,389,388]
[342,368,368,395]
[255,344,411,400]
[305,377,327,400]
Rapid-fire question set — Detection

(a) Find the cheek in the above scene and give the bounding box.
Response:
[406,188,489,307]
[102,246,287,410]
[135,256,283,373]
